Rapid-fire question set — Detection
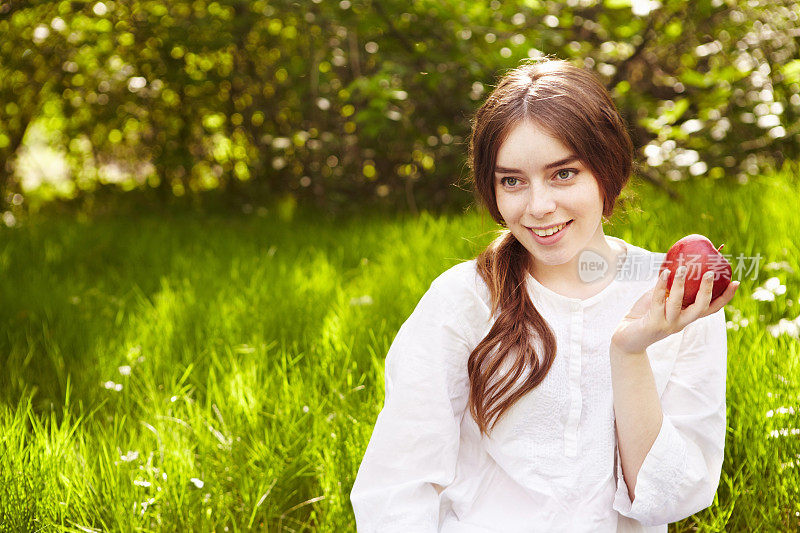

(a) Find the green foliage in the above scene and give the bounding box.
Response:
[1,1,799,213]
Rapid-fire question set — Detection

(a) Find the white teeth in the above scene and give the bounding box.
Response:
[533,222,568,237]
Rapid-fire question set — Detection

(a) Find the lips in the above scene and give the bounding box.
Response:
[528,219,573,244]
[530,220,572,231]
[530,220,573,236]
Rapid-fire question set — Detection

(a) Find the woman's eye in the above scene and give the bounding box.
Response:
[556,169,577,180]
[501,171,575,187]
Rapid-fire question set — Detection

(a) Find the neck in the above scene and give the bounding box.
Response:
[529,234,626,291]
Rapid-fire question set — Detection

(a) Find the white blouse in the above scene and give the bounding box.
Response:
[350,237,728,532]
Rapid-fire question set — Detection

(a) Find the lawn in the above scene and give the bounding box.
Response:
[1,168,799,531]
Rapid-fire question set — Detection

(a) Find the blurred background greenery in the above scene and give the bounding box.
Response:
[1,0,798,219]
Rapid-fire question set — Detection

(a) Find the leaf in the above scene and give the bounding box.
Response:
[680,69,713,88]
[781,60,800,84]
[663,98,690,125]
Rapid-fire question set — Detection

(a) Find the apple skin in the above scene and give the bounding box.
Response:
[659,234,732,309]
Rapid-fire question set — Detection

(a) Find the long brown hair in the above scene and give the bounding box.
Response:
[466,57,634,437]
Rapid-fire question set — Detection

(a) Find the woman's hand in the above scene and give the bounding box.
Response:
[610,266,740,355]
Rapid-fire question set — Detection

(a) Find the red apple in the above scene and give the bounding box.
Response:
[659,234,732,309]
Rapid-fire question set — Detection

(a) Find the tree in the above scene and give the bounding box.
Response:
[1,0,797,213]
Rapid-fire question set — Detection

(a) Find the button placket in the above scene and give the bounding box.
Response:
[564,302,583,457]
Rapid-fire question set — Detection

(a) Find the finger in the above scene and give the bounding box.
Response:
[652,268,670,318]
[683,270,716,321]
[699,270,717,307]
[666,265,686,323]
[704,280,741,317]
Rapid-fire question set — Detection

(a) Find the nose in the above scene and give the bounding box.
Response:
[526,183,557,220]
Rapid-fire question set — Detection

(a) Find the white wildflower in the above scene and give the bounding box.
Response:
[767,319,800,338]
[752,288,775,301]
[764,277,786,295]
[764,261,795,274]
[103,380,123,391]
[349,295,373,306]
[140,497,156,514]
[118,365,132,376]
[190,477,204,489]
[120,450,139,462]
[770,428,800,438]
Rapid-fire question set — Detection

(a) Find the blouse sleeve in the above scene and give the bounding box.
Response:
[613,307,728,526]
[350,278,472,533]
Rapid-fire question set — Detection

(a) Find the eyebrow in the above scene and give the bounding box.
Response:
[494,155,581,174]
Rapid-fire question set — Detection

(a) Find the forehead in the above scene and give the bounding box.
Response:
[495,121,572,166]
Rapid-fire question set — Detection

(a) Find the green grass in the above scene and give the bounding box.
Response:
[1,168,799,531]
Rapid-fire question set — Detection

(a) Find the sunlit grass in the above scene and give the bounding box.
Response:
[1,166,799,531]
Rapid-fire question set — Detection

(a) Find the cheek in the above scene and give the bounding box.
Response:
[494,190,510,211]
[496,193,524,218]
[572,183,603,210]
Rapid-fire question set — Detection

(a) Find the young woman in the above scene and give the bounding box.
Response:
[350,57,740,532]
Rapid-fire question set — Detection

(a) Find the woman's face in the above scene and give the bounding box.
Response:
[494,120,609,276]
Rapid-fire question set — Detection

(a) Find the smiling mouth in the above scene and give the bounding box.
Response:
[530,220,573,237]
